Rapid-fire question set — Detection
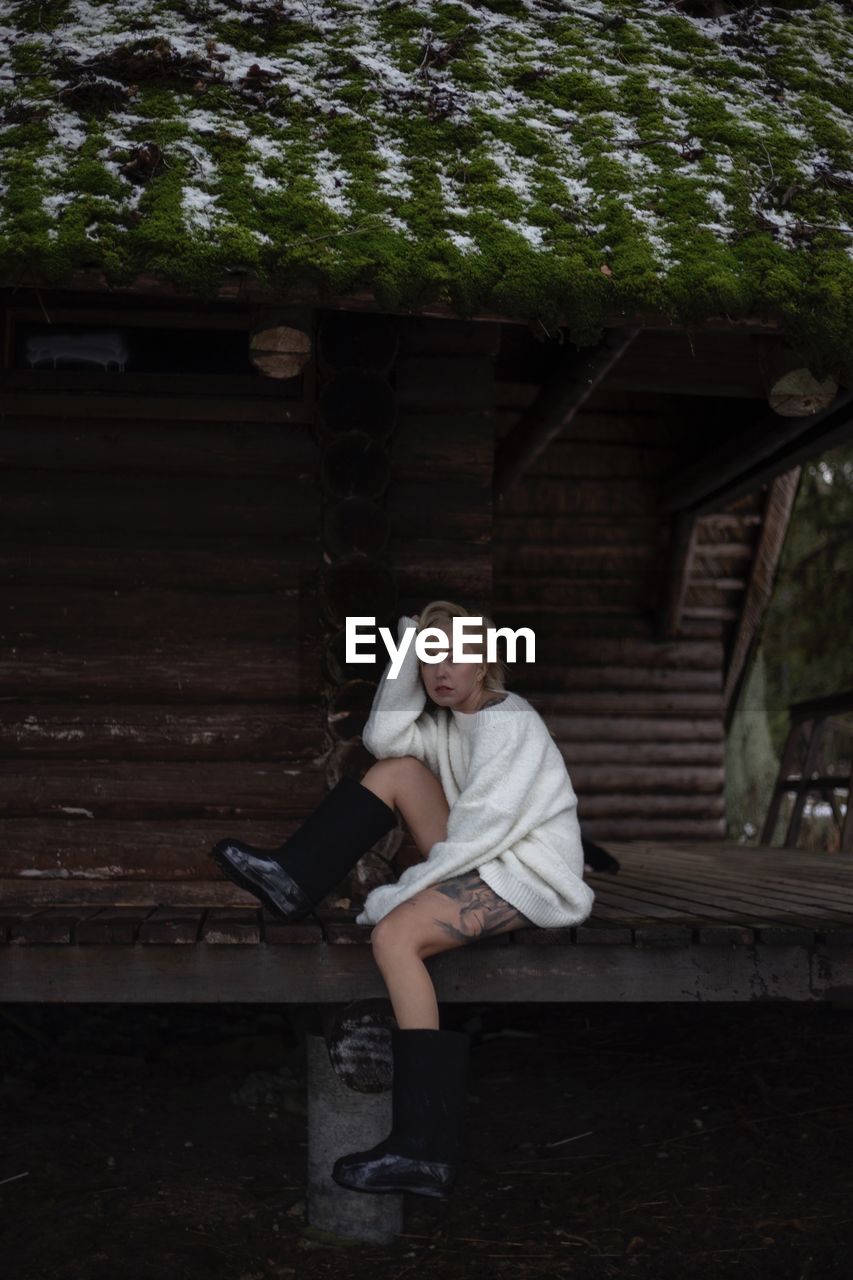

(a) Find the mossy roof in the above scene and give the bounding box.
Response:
[2,1,853,374]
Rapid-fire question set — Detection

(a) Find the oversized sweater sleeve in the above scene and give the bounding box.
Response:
[360,614,439,772]
[356,713,551,925]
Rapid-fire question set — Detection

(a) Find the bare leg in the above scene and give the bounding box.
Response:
[370,870,534,1030]
[359,756,449,859]
[357,757,534,1027]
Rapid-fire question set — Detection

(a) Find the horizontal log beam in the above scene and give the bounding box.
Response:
[1,936,847,1004]
[579,817,727,839]
[1,473,319,538]
[498,576,667,611]
[1,588,309,642]
[547,715,724,741]
[502,637,723,667]
[0,761,326,817]
[2,269,785,331]
[390,414,493,477]
[496,513,671,539]
[515,666,722,690]
[2,645,322,700]
[0,537,320,591]
[0,704,322,759]
[1,419,320,473]
[0,817,339,880]
[0,388,309,422]
[577,792,726,817]
[394,355,496,410]
[559,742,724,765]
[527,690,724,716]
[499,476,662,516]
[567,765,725,793]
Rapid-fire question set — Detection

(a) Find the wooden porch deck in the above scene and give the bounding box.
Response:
[2,842,852,1005]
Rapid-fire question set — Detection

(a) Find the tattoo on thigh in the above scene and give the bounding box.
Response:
[432,869,532,941]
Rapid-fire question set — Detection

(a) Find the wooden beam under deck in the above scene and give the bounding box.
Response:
[2,842,852,1004]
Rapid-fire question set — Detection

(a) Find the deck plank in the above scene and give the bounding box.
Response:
[604,870,853,922]
[138,906,205,944]
[76,907,157,944]
[201,908,261,944]
[625,845,853,887]
[652,863,853,907]
[622,862,853,908]
[9,906,102,944]
[0,844,845,957]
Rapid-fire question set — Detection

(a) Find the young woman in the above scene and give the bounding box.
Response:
[212,600,598,1200]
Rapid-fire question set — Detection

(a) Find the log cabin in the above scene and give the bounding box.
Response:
[5,1,853,1241]
[1,1,853,1007]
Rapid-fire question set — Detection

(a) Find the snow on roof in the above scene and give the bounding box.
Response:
[1,1,852,373]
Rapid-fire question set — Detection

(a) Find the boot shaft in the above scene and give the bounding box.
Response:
[273,774,397,898]
[388,1028,471,1162]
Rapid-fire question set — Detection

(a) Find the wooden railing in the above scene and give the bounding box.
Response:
[761,690,853,852]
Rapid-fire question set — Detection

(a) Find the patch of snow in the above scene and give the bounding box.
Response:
[312,147,353,218]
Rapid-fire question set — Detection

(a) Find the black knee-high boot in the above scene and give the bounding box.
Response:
[210,775,397,922]
[581,832,621,874]
[331,1027,471,1199]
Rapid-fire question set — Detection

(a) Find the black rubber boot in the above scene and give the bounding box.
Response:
[581,834,621,874]
[210,775,397,922]
[331,1027,471,1199]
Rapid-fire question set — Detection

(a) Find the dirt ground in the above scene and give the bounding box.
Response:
[1,998,851,1280]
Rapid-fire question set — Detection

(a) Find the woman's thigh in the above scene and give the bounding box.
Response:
[372,868,535,961]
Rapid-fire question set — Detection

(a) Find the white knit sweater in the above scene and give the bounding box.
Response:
[355,615,596,929]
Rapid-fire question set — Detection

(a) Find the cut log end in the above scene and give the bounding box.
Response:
[768,367,838,417]
[249,325,313,379]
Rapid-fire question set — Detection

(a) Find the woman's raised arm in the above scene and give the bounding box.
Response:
[361,614,439,770]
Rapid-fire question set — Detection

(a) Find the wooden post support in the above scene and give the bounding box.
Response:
[758,727,804,844]
[784,716,828,849]
[304,1031,402,1244]
[494,326,640,506]
[843,759,853,854]
[722,468,801,728]
[656,509,698,640]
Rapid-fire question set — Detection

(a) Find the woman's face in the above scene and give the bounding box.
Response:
[418,622,486,714]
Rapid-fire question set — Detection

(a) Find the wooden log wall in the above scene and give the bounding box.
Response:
[492,369,760,844]
[2,299,774,907]
[1,310,327,907]
[382,318,499,606]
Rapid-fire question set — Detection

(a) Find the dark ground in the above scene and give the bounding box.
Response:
[0,999,851,1280]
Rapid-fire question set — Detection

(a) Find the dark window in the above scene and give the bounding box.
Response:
[14,322,262,376]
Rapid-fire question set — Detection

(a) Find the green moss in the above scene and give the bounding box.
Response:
[2,0,853,381]
[11,0,74,33]
[11,38,45,76]
[654,14,719,55]
[214,15,318,56]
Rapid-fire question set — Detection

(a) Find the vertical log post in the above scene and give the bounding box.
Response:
[760,722,805,846]
[314,311,402,901]
[783,716,826,849]
[842,759,853,854]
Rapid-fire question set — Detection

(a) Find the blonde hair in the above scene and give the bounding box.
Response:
[415,599,508,693]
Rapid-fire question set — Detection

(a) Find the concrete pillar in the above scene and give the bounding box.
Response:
[304,1031,403,1243]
